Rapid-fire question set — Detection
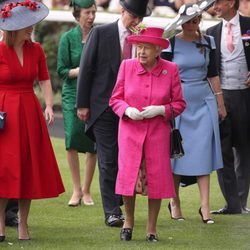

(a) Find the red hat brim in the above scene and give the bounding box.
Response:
[128,35,169,49]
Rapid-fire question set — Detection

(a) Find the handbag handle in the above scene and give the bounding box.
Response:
[170,105,175,129]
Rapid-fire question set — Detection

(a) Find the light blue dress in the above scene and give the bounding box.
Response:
[171,36,223,176]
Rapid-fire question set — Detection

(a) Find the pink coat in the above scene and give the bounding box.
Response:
[109,58,186,199]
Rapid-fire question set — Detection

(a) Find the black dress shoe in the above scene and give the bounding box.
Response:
[105,215,124,227]
[211,207,242,215]
[242,207,250,214]
[0,236,5,242]
[146,234,158,242]
[5,216,18,227]
[120,228,132,241]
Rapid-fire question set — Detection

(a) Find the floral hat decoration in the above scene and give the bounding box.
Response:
[0,0,49,31]
[164,0,215,33]
[128,24,169,49]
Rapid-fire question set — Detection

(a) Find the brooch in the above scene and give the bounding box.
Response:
[242,30,250,41]
[162,69,167,75]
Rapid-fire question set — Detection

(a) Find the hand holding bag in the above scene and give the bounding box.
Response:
[170,105,184,159]
[0,111,7,129]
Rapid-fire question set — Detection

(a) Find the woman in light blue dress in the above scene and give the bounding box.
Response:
[161,6,227,223]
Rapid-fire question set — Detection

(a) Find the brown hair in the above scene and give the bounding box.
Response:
[72,5,82,19]
[4,30,32,47]
[4,31,16,47]
[72,3,96,20]
[196,16,205,54]
[197,28,205,54]
[234,0,239,10]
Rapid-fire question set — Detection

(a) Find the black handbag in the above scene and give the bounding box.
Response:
[0,111,7,129]
[170,105,184,159]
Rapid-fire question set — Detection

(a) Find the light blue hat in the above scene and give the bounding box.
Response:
[0,0,49,31]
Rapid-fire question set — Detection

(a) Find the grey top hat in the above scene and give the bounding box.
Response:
[0,0,49,31]
[120,0,151,17]
[165,0,215,32]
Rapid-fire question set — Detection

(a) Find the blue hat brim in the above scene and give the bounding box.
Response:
[164,0,215,33]
[0,0,49,31]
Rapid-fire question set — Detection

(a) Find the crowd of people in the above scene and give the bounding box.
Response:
[47,0,250,17]
[0,0,249,244]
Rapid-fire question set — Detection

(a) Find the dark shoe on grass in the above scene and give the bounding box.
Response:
[211,207,242,215]
[105,215,124,227]
[120,228,132,241]
[5,216,18,227]
[146,234,158,242]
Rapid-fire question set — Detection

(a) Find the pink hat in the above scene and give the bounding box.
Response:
[127,27,169,49]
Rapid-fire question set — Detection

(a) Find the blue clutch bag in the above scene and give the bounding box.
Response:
[0,111,7,129]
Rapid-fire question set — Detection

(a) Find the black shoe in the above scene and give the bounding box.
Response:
[120,228,132,241]
[211,207,242,215]
[146,234,158,242]
[0,236,5,242]
[105,215,124,227]
[199,207,214,224]
[119,214,125,222]
[168,203,185,221]
[242,207,250,214]
[5,216,18,227]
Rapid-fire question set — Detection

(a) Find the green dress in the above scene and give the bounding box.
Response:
[57,25,95,153]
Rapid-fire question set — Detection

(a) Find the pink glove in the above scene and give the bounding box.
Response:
[125,107,144,120]
[141,105,165,119]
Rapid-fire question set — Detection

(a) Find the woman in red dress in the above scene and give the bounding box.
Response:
[0,0,65,242]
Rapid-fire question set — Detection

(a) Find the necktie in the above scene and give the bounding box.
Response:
[123,31,132,59]
[226,22,234,53]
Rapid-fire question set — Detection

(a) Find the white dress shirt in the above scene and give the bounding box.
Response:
[118,19,135,58]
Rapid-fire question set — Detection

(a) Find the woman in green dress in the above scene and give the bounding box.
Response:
[57,0,97,206]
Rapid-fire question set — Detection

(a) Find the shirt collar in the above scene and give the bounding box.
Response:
[223,11,240,27]
[135,58,165,77]
[118,19,128,35]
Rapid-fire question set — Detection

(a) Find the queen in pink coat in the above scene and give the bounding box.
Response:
[109,27,186,242]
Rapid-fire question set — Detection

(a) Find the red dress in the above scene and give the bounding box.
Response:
[0,41,65,199]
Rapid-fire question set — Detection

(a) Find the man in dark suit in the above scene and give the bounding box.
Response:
[207,0,250,214]
[76,0,151,226]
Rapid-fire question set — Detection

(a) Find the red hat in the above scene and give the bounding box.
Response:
[128,27,169,49]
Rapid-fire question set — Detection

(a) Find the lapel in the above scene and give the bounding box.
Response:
[239,15,250,70]
[104,21,121,75]
[214,22,223,72]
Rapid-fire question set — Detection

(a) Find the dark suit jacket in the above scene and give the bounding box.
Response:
[76,21,121,138]
[206,15,250,72]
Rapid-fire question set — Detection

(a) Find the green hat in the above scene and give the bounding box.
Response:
[71,0,95,8]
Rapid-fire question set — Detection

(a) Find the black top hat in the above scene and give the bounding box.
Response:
[120,0,151,17]
[0,0,49,31]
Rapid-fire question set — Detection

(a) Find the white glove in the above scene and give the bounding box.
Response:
[141,105,165,119]
[125,107,144,120]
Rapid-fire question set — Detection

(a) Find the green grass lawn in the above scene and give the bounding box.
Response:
[2,138,250,249]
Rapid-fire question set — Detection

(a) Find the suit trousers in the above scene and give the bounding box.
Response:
[218,88,250,211]
[92,107,123,218]
[5,199,18,220]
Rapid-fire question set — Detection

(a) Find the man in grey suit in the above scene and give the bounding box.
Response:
[76,0,151,226]
[207,0,250,214]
